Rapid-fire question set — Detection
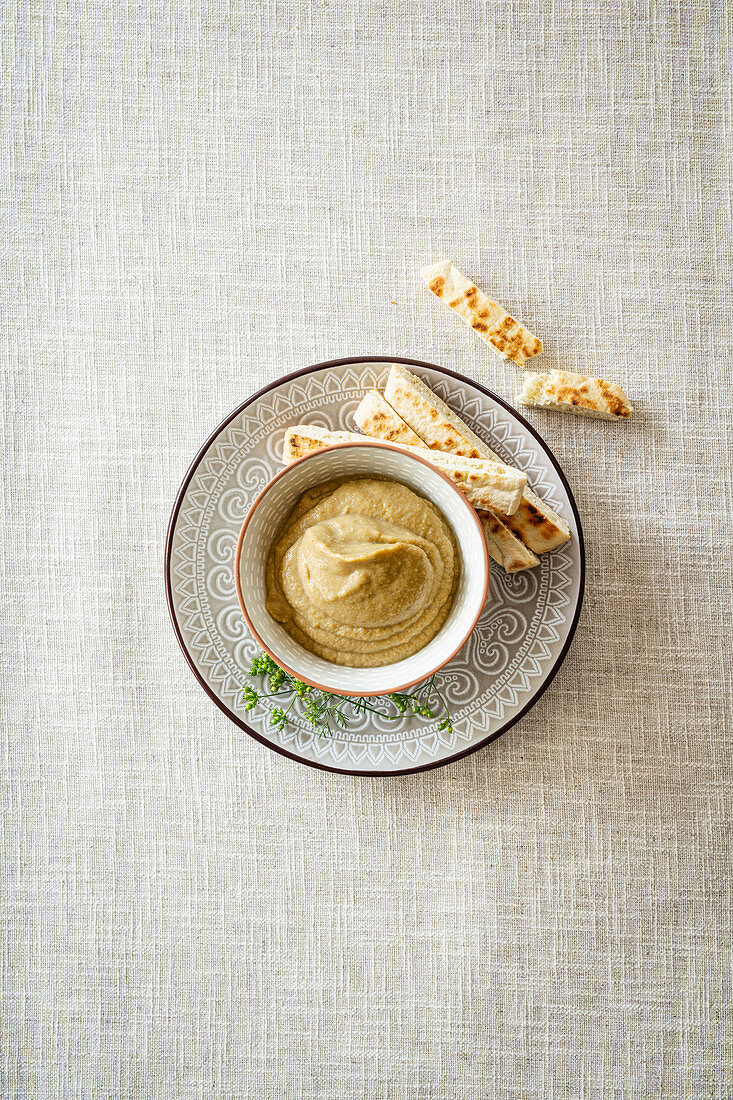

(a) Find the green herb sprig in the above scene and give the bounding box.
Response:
[241,652,453,738]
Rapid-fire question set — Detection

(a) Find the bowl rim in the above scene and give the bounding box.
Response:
[234,439,490,696]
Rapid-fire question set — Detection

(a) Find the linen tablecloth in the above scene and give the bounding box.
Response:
[3,1,731,1096]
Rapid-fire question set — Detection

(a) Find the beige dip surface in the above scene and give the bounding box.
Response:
[265,477,460,667]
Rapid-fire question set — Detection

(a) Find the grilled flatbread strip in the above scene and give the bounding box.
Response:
[479,512,540,573]
[421,261,543,367]
[282,425,527,515]
[519,371,634,420]
[384,364,571,555]
[352,389,424,445]
[353,390,540,572]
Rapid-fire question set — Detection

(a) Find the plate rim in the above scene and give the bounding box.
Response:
[164,355,586,777]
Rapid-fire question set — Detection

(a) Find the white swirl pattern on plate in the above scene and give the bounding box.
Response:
[169,362,582,771]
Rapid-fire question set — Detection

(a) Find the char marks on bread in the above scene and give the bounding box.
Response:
[518,371,634,420]
[383,365,571,555]
[421,261,543,367]
[282,424,528,516]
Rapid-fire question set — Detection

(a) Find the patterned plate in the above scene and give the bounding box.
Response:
[165,357,585,775]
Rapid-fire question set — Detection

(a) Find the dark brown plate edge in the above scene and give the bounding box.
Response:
[164,355,586,777]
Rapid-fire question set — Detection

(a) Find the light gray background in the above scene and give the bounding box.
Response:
[3,1,731,1097]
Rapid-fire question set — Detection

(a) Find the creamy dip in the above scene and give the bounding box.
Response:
[265,478,460,668]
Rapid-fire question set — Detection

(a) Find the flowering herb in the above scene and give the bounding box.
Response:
[241,652,453,738]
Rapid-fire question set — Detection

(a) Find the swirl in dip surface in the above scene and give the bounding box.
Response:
[265,477,460,668]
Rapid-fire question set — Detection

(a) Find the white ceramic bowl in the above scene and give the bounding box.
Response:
[235,441,489,696]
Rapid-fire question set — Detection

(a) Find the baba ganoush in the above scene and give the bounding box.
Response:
[265,477,460,667]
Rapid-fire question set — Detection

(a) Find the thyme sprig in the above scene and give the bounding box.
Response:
[241,652,453,738]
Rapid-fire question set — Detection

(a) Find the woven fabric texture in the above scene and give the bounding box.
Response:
[3,0,732,1097]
